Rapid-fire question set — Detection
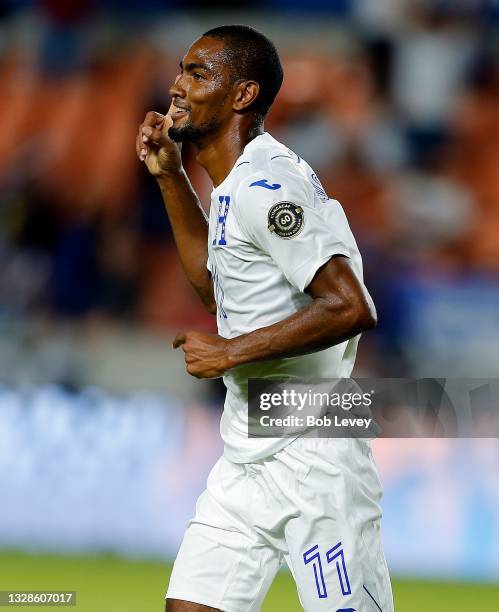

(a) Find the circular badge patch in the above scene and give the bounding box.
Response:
[267,201,304,239]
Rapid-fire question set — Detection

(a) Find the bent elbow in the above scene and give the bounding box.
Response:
[336,295,377,337]
[355,300,377,333]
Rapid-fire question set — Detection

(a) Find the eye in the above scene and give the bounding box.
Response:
[193,72,204,81]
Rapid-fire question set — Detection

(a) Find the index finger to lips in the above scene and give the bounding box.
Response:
[167,100,176,116]
[144,111,165,127]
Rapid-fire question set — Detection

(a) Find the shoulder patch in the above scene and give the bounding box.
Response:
[267,201,305,239]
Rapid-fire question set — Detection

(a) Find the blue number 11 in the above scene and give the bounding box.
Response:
[303,542,352,599]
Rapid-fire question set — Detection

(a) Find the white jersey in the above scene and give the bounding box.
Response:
[207,132,365,463]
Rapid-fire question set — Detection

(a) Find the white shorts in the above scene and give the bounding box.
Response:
[166,438,393,612]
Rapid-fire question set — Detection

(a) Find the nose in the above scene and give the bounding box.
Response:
[169,73,186,99]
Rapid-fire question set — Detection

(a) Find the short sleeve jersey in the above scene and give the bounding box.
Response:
[207,133,365,463]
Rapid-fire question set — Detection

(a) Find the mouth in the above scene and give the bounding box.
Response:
[171,102,190,120]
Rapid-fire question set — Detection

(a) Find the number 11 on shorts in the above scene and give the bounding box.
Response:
[303,542,352,599]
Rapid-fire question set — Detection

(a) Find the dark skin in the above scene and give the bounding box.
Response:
[136,36,377,612]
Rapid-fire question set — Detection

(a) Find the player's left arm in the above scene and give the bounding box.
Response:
[173,254,376,378]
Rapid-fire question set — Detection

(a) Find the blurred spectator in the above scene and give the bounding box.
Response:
[392,2,477,164]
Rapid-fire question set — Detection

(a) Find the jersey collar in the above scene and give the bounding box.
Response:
[212,132,273,193]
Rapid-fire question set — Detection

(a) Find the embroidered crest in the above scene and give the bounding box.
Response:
[267,201,305,239]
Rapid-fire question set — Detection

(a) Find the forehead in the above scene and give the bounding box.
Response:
[182,36,232,72]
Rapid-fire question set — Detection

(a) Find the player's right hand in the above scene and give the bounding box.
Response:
[136,105,182,177]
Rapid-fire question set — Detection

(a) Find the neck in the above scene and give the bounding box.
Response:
[195,120,264,187]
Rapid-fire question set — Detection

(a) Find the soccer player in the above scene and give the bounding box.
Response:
[136,25,393,612]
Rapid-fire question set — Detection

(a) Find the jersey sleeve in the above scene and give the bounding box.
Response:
[235,171,353,292]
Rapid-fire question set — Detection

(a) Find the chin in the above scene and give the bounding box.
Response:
[168,125,196,143]
[168,119,219,144]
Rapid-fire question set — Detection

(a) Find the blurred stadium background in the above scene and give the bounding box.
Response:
[0,0,498,610]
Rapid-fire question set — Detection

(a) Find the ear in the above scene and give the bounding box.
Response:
[233,81,260,112]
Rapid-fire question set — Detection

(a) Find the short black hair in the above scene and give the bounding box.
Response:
[202,25,283,121]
